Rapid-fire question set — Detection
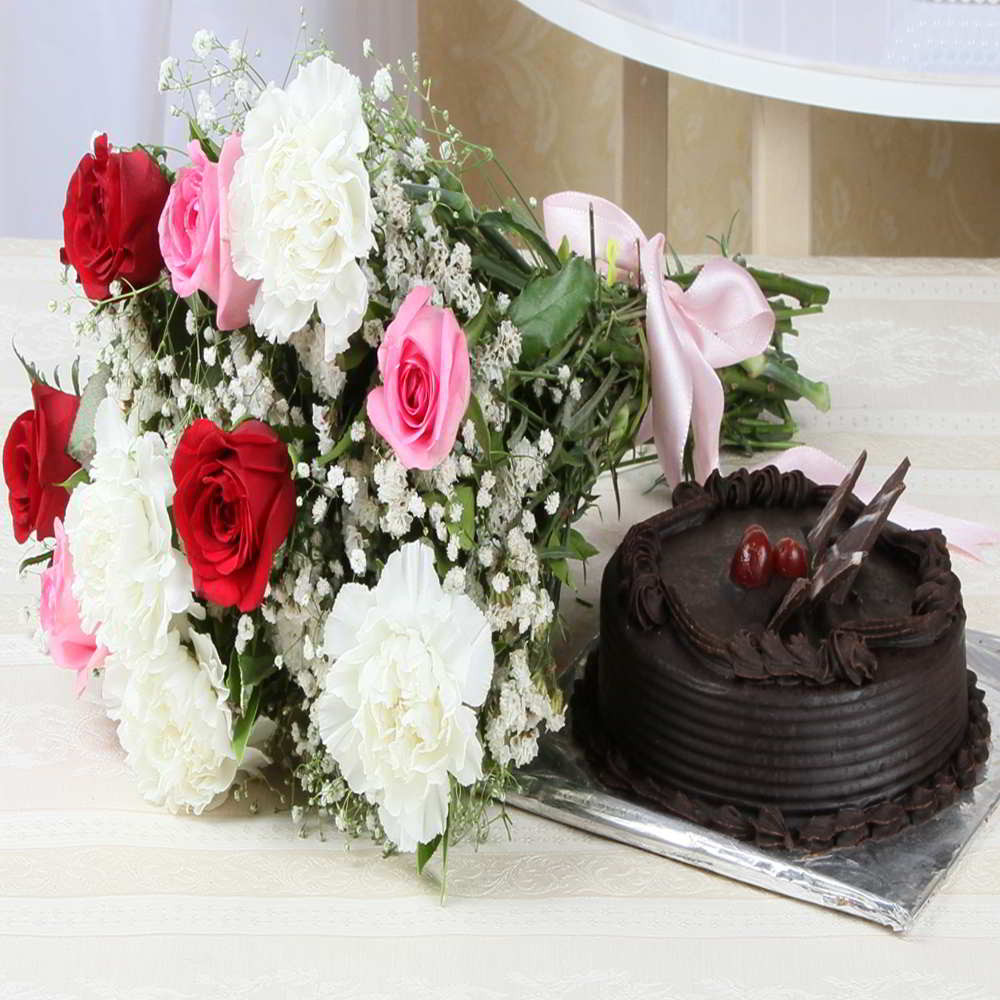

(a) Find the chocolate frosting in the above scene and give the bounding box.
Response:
[574,659,990,851]
[581,464,990,849]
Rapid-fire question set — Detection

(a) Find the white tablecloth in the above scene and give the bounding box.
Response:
[1,240,999,999]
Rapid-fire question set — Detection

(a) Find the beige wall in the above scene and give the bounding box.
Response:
[418,0,623,215]
[419,0,1000,257]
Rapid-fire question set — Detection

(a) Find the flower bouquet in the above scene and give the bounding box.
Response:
[4,27,831,870]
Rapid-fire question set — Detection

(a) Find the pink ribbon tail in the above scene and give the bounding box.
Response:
[764,446,1000,561]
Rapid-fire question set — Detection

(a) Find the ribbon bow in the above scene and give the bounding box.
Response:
[543,191,774,485]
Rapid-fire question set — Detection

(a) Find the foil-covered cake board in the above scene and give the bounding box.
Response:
[508,630,1000,933]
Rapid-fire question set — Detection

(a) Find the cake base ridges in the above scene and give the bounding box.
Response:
[572,650,991,852]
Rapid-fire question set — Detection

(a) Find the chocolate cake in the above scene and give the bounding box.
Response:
[574,459,991,850]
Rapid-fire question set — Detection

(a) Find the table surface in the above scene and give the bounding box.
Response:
[2,240,1000,999]
[517,0,1000,122]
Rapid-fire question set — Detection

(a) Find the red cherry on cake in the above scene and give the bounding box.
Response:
[729,528,773,588]
[741,523,768,546]
[773,536,808,579]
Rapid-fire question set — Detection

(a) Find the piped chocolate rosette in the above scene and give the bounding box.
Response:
[575,456,991,851]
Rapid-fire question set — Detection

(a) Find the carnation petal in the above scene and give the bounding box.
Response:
[432,595,493,709]
[323,582,376,658]
[374,541,441,626]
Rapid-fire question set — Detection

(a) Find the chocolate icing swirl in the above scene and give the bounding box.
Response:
[822,629,878,686]
[620,523,668,630]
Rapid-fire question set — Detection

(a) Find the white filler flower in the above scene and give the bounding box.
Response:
[103,629,238,814]
[65,397,192,659]
[315,541,494,851]
[229,55,375,356]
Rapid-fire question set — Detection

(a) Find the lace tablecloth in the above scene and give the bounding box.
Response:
[2,240,999,1000]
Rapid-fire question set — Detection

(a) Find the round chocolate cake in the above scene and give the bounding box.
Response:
[574,463,991,850]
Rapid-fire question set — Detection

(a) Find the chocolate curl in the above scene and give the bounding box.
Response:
[806,449,867,564]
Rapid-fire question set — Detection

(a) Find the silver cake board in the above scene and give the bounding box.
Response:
[508,630,1000,933]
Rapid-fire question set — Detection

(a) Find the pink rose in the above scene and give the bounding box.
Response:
[366,286,471,470]
[158,136,259,331]
[39,520,107,696]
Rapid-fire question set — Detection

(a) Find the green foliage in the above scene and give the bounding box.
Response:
[55,467,90,492]
[416,835,441,874]
[509,256,599,365]
[188,119,220,162]
[18,549,53,575]
[231,686,261,762]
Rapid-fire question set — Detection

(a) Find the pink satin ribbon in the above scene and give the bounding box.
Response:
[763,447,998,560]
[543,191,774,485]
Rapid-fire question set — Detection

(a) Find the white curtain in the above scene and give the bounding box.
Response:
[0,0,418,238]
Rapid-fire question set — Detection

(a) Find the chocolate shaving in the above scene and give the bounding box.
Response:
[810,457,910,606]
[806,450,867,563]
[826,458,909,602]
[767,576,810,632]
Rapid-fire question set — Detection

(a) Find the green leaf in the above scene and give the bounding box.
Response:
[416,834,442,874]
[462,296,493,351]
[541,528,599,563]
[338,341,371,371]
[548,557,571,588]
[12,341,46,387]
[470,253,528,291]
[446,485,476,551]
[55,467,89,492]
[231,686,261,762]
[509,256,598,365]
[184,292,212,323]
[188,120,220,162]
[566,527,600,561]
[227,647,242,709]
[239,651,277,692]
[18,549,53,574]
[477,210,561,272]
[269,424,312,445]
[464,393,493,466]
[71,356,82,396]
[434,166,465,194]
[66,365,110,470]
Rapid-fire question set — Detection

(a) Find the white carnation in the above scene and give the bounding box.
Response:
[315,542,494,852]
[65,399,192,659]
[103,629,238,815]
[229,56,375,354]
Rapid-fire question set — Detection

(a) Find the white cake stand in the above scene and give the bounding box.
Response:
[516,0,1000,253]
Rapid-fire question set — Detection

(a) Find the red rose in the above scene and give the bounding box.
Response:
[3,383,81,543]
[172,419,297,612]
[60,134,170,300]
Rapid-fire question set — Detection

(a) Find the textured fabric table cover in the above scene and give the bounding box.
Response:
[1,240,998,999]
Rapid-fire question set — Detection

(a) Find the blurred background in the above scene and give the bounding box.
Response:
[3,0,1000,256]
